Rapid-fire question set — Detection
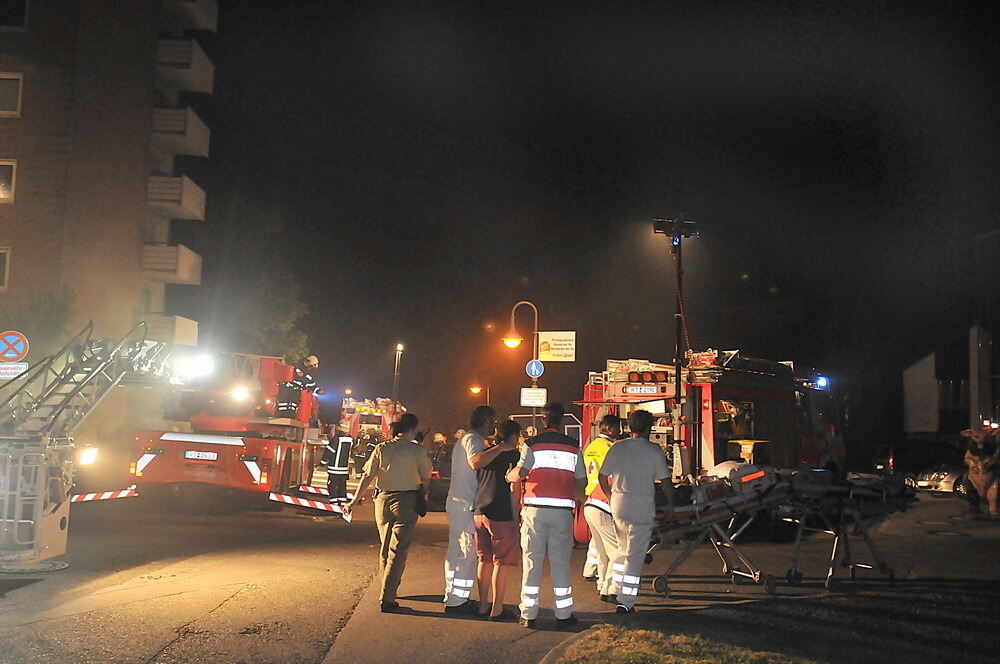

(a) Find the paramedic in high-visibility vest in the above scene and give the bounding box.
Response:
[506,402,587,629]
[443,406,498,614]
[598,409,675,613]
[322,429,353,504]
[582,414,623,602]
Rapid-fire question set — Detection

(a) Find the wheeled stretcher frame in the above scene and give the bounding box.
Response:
[647,484,789,597]
[782,481,902,590]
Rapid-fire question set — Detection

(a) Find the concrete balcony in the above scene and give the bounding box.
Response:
[157,39,214,94]
[152,108,210,158]
[142,244,202,285]
[145,315,199,347]
[147,175,206,220]
[163,0,218,32]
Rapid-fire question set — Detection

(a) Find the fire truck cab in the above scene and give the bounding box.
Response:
[129,353,326,499]
[580,350,844,478]
[339,397,400,440]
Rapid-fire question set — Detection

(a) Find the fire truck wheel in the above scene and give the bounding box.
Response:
[652,575,670,595]
[785,569,802,585]
[762,575,776,595]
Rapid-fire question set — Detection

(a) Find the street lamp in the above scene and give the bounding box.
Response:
[502,300,541,428]
[391,343,404,418]
[501,301,539,365]
[652,217,698,402]
[468,384,490,406]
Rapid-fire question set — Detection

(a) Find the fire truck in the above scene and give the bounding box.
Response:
[580,349,845,477]
[129,352,326,501]
[338,397,401,439]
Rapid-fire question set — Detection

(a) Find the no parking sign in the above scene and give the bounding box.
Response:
[0,330,29,362]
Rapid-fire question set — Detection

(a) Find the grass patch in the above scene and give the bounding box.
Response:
[557,625,818,664]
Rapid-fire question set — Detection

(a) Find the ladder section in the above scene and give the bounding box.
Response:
[0,322,168,440]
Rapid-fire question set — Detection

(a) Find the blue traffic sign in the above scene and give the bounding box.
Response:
[525,359,545,379]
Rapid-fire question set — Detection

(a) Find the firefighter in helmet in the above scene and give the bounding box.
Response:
[276,355,325,418]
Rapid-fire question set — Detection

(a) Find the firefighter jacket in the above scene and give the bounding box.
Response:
[583,434,615,514]
[285,366,320,393]
[322,435,353,475]
[523,428,581,510]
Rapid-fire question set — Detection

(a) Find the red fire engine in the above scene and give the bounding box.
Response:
[580,349,845,477]
[338,397,402,439]
[129,353,326,499]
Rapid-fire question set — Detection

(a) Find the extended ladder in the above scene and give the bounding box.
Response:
[0,322,168,569]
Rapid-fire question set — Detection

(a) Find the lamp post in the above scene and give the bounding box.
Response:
[468,384,490,406]
[391,343,404,418]
[501,300,540,427]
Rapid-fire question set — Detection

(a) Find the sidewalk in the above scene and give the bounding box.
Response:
[323,496,1000,664]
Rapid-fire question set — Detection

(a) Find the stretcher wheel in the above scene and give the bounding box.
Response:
[644,553,654,565]
[652,575,670,595]
[825,577,841,592]
[762,575,776,595]
[785,569,802,585]
[722,564,731,575]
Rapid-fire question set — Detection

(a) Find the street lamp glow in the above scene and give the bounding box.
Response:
[396,343,405,352]
[344,387,353,396]
[469,385,483,395]
[501,332,523,349]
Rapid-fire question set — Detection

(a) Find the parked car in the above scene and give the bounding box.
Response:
[916,464,968,495]
[873,439,965,488]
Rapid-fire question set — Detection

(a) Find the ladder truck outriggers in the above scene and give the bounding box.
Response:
[0,322,168,571]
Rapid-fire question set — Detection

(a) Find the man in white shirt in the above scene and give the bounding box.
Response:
[443,406,497,612]
[598,409,674,613]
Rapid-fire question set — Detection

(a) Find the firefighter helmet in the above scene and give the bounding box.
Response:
[304,355,319,368]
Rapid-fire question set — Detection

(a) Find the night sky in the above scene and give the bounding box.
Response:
[174,1,1000,449]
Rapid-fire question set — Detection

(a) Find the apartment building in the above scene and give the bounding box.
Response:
[0,0,216,348]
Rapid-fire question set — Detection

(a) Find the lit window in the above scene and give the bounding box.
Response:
[0,74,22,116]
[0,247,9,292]
[0,160,15,202]
[0,0,27,28]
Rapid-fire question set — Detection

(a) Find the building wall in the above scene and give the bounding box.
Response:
[60,0,160,339]
[0,3,80,321]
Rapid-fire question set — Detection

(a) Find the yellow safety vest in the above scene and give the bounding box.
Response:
[583,434,614,495]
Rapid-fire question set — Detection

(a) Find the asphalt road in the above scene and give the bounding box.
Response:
[2,491,999,664]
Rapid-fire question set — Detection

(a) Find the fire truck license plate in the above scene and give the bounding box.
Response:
[184,450,218,461]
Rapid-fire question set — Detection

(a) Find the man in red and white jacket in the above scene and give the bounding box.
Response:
[506,403,587,629]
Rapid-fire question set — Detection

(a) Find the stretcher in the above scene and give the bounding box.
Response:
[648,464,790,597]
[780,473,914,590]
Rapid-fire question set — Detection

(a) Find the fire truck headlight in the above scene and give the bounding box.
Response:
[816,376,830,389]
[231,385,251,401]
[78,447,99,465]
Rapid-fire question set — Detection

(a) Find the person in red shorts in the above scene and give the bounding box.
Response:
[471,418,522,620]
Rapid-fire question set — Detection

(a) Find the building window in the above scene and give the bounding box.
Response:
[0,160,15,202]
[0,74,23,116]
[0,247,9,292]
[0,0,27,28]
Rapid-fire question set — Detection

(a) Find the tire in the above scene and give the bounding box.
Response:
[652,575,670,595]
[644,553,654,565]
